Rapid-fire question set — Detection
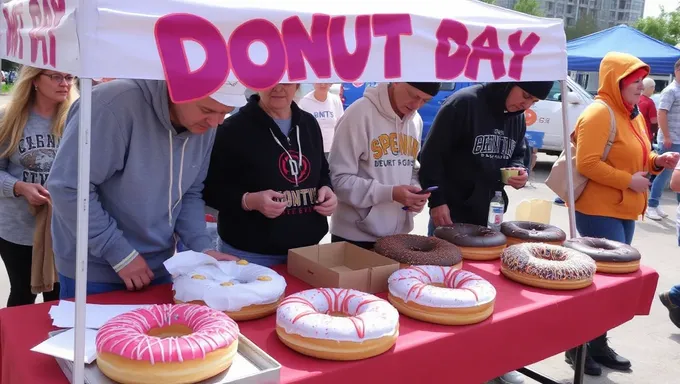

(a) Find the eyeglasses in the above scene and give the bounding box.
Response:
[41,73,75,84]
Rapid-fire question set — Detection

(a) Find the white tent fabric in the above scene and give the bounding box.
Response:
[0,1,576,382]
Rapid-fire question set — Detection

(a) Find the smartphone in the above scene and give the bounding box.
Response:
[416,186,439,195]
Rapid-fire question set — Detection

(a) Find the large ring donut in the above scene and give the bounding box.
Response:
[276,288,399,361]
[500,221,566,246]
[434,223,507,260]
[96,304,239,384]
[387,266,496,325]
[374,234,463,268]
[563,237,641,274]
[500,243,596,290]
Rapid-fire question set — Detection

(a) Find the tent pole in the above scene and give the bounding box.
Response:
[73,77,92,384]
[560,80,577,238]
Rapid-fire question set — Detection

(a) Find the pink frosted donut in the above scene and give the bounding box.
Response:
[95,304,239,384]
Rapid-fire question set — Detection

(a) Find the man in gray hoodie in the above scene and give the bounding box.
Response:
[47,79,246,299]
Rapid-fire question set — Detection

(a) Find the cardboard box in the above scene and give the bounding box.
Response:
[287,242,399,294]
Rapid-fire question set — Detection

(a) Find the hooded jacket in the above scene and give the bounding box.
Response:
[574,52,661,220]
[418,83,527,226]
[329,83,422,242]
[48,79,215,284]
[203,95,331,255]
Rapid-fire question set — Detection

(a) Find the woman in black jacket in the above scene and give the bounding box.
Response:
[204,83,337,266]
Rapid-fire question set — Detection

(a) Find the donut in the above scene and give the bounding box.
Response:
[95,304,239,384]
[500,221,567,246]
[276,288,399,361]
[374,234,463,269]
[387,266,496,325]
[165,254,287,321]
[500,243,596,290]
[434,223,507,260]
[563,237,641,274]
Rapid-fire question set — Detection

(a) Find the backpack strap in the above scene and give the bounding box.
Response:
[593,100,617,161]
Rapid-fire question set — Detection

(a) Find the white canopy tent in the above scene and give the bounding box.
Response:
[0,0,577,382]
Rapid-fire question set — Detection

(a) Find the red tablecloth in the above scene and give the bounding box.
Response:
[0,261,658,384]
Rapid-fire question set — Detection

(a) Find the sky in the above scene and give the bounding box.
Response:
[645,0,679,17]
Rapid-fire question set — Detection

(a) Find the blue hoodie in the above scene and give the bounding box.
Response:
[47,79,215,284]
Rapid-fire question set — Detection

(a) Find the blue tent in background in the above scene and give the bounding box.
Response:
[567,24,680,74]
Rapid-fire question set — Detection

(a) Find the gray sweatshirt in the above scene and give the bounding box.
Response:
[47,79,215,284]
[0,111,58,245]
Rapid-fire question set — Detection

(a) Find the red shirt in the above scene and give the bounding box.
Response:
[638,94,657,141]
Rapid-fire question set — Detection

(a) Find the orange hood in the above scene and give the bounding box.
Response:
[596,52,650,116]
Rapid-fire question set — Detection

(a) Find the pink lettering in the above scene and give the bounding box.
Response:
[281,14,331,81]
[434,19,469,79]
[328,15,371,82]
[465,26,505,80]
[154,13,229,103]
[27,0,65,67]
[228,18,286,90]
[372,14,412,78]
[3,3,24,59]
[508,31,540,80]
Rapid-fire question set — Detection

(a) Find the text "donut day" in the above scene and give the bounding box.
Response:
[154,13,541,103]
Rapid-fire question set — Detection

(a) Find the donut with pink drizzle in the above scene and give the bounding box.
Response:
[95,304,239,384]
[276,288,399,360]
[387,266,496,325]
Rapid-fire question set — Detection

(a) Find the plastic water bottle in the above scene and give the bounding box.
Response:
[487,191,504,231]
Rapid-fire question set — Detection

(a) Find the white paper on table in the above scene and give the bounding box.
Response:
[164,250,219,274]
[31,328,98,364]
[49,301,154,329]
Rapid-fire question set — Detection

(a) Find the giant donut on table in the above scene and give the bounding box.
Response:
[374,234,463,269]
[434,223,507,260]
[276,288,399,361]
[96,304,239,384]
[563,237,641,274]
[500,221,567,246]
[500,243,596,290]
[388,265,496,325]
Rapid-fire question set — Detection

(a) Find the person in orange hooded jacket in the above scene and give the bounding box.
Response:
[568,52,680,375]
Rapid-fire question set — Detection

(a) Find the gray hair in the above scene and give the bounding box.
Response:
[642,77,656,89]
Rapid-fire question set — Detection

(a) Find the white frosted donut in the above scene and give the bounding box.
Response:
[276,288,399,361]
[165,253,286,321]
[387,266,496,325]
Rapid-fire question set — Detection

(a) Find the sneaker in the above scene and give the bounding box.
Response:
[645,207,663,221]
[659,291,680,328]
[495,371,524,384]
[554,197,565,206]
[658,207,669,218]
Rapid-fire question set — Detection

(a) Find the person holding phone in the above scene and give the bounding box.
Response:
[328,82,441,249]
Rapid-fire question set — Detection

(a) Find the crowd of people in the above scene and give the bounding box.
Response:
[0,52,678,383]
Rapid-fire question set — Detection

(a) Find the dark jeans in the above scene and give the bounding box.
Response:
[330,235,375,250]
[670,285,680,306]
[575,211,635,245]
[58,273,173,299]
[0,237,59,307]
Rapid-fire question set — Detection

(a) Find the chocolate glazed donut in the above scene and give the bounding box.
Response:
[500,221,566,246]
[434,223,507,261]
[374,234,463,269]
[563,237,641,274]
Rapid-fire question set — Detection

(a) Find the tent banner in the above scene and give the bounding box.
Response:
[0,0,80,74]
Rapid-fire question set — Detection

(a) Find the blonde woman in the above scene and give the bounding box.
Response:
[0,66,78,306]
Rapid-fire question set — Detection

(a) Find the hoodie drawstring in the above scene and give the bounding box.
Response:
[168,130,189,226]
[270,125,302,186]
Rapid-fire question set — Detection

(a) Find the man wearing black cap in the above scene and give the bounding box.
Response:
[329,82,441,249]
[418,80,553,384]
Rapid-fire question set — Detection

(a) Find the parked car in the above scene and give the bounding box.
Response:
[342,78,593,155]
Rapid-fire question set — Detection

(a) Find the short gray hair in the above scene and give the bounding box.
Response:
[642,77,656,89]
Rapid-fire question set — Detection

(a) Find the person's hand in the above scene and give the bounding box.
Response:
[430,204,453,227]
[393,185,429,208]
[117,255,154,291]
[407,198,428,213]
[656,151,680,169]
[246,190,287,218]
[204,250,240,262]
[506,168,528,189]
[314,186,337,216]
[664,137,673,150]
[628,171,651,193]
[14,181,50,206]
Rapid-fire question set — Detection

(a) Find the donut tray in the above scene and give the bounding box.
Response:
[48,330,281,384]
